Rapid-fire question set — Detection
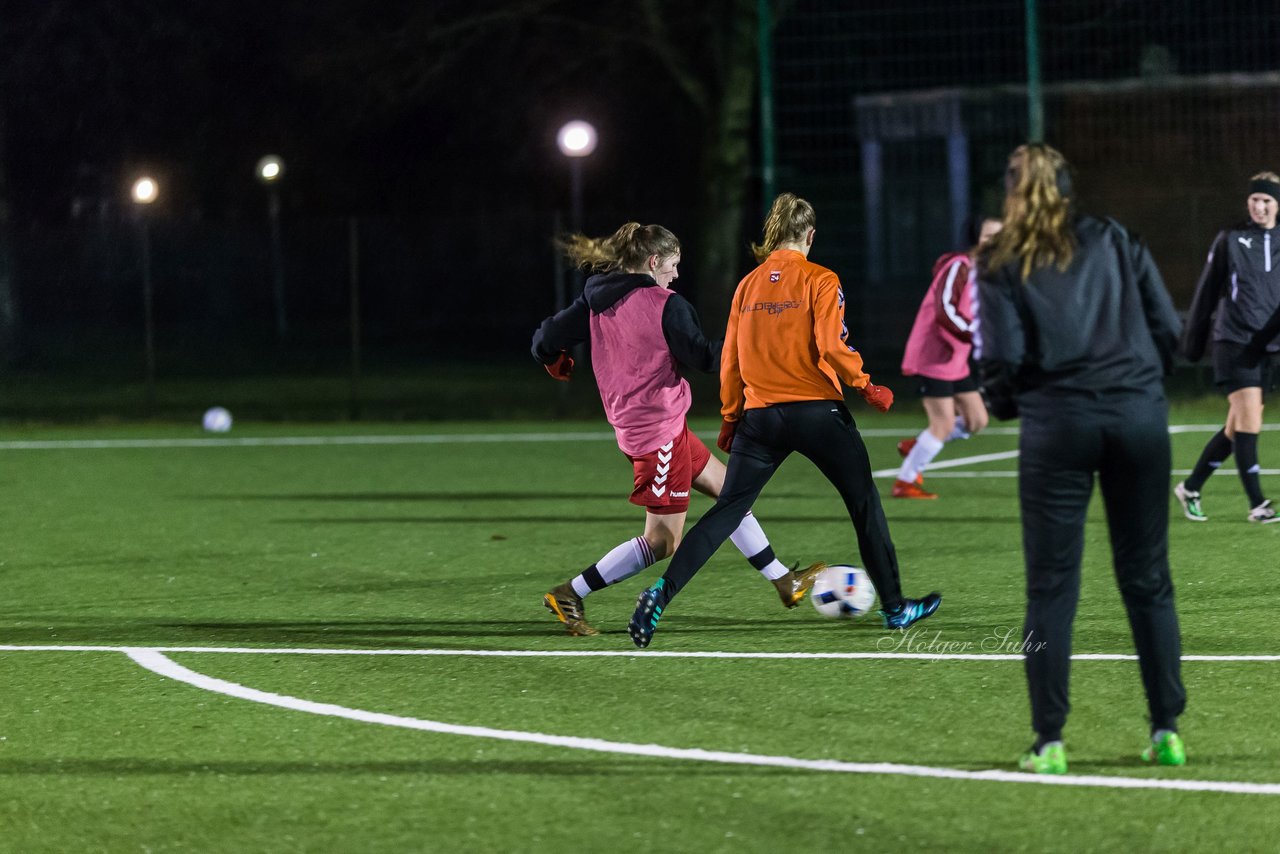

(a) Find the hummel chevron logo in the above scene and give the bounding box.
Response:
[650,484,667,497]
[657,451,672,465]
[1240,236,1254,249]
[654,473,668,485]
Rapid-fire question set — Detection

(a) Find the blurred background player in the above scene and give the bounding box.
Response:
[532,222,823,636]
[627,193,941,648]
[978,143,1186,775]
[1176,172,1280,524]
[894,214,1001,499]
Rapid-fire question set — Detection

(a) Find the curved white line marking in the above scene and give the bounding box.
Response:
[125,648,1280,796]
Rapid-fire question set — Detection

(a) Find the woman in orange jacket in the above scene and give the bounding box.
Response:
[628,193,942,648]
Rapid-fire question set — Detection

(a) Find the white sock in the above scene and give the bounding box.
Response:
[728,512,789,580]
[898,430,945,482]
[948,415,971,441]
[571,536,656,597]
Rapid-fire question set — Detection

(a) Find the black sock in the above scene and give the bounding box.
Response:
[746,545,777,572]
[581,566,607,591]
[1185,428,1233,492]
[1234,431,1265,508]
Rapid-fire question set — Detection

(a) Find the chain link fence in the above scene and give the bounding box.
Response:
[774,0,1280,377]
[8,2,1278,417]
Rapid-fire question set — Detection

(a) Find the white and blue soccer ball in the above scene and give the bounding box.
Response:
[810,564,877,619]
[202,406,233,433]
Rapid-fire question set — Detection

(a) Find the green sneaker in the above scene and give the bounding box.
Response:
[1173,482,1207,522]
[1141,731,1186,766]
[1018,741,1068,775]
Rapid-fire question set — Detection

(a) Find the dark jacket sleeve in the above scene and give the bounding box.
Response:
[661,293,722,374]
[1180,230,1229,362]
[1126,231,1183,375]
[530,294,590,364]
[975,268,1026,420]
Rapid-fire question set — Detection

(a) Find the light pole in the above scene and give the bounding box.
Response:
[556,120,597,239]
[131,176,159,408]
[256,154,287,341]
[555,120,597,324]
[553,120,596,408]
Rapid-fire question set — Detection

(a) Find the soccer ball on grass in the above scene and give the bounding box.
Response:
[202,406,233,433]
[810,564,877,619]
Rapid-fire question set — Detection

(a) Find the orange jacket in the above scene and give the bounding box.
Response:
[721,248,873,420]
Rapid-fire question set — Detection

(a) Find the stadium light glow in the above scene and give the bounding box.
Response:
[131,177,159,205]
[256,155,285,184]
[556,121,597,158]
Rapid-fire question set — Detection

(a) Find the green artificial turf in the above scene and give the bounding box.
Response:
[0,402,1277,852]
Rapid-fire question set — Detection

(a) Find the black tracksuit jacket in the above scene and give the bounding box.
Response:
[1182,221,1280,362]
[975,215,1181,419]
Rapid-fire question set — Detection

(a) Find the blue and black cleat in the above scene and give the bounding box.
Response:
[628,578,668,648]
[880,592,942,630]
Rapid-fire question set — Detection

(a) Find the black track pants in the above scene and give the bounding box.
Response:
[1018,395,1186,739]
[659,400,904,610]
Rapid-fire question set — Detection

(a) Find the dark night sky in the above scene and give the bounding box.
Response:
[7,1,1277,229]
[7,0,1277,356]
[1,1,703,232]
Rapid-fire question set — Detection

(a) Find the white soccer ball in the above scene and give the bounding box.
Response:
[810,564,877,619]
[202,406,233,433]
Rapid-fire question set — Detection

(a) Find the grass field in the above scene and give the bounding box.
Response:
[1,401,1278,852]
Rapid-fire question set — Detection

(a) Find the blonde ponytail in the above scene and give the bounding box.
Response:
[561,222,680,272]
[984,143,1076,281]
[751,193,816,262]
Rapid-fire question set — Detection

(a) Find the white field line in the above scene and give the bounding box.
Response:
[121,648,1280,796]
[880,470,1280,478]
[0,432,618,450]
[0,422,1271,451]
[869,424,1268,437]
[2,644,1278,662]
[872,449,1020,478]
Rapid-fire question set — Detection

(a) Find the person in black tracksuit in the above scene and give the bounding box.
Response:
[977,144,1187,774]
[1177,172,1280,524]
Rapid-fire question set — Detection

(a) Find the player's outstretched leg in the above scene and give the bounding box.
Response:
[542,537,659,636]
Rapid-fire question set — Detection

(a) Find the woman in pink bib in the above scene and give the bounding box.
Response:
[532,222,822,636]
[894,215,1001,498]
